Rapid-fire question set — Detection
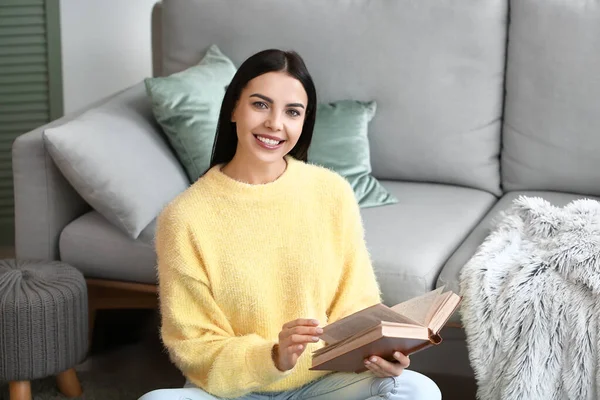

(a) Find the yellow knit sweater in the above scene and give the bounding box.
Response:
[155,156,382,398]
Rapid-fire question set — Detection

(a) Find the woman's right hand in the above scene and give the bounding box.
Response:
[272,318,323,372]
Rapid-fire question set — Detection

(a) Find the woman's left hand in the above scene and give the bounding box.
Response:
[364,351,410,378]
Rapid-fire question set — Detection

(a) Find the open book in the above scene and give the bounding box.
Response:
[310,287,462,373]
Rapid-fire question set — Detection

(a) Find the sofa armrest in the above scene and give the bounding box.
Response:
[13,128,89,261]
[12,84,140,261]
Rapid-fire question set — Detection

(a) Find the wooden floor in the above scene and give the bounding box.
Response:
[0,246,15,258]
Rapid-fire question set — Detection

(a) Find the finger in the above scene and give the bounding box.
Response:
[282,319,320,330]
[288,326,324,337]
[281,333,321,347]
[285,347,303,368]
[280,325,323,342]
[284,343,307,355]
[393,351,410,368]
[366,356,404,377]
[285,343,312,365]
[364,359,388,378]
[371,369,388,378]
[279,327,320,343]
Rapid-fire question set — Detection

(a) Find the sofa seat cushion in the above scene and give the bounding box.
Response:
[59,211,157,284]
[362,181,496,307]
[437,190,600,324]
[60,182,498,299]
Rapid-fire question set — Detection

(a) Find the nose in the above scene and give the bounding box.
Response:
[265,112,283,131]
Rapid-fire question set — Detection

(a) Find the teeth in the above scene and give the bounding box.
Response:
[257,136,280,146]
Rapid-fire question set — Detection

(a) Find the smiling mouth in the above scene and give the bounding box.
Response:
[253,134,285,146]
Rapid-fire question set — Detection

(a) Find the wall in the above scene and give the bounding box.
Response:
[59,0,157,114]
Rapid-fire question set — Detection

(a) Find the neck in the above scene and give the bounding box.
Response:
[221,153,288,185]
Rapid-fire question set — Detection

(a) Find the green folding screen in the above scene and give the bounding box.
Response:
[0,0,63,245]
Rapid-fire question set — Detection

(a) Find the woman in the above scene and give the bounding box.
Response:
[139,49,441,400]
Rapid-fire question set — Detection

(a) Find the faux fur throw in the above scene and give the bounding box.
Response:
[459,196,600,400]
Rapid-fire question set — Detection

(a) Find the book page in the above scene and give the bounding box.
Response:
[390,287,445,326]
[321,304,419,345]
[428,292,462,333]
[425,292,452,326]
[313,324,378,356]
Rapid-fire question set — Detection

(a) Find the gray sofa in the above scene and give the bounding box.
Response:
[12,0,600,378]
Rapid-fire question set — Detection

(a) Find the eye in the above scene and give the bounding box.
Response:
[287,109,302,117]
[252,101,268,109]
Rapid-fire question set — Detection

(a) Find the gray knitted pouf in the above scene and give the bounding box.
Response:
[0,259,88,398]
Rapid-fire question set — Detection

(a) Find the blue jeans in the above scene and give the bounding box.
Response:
[138,370,441,400]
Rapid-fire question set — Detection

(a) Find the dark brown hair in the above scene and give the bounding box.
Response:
[208,49,317,169]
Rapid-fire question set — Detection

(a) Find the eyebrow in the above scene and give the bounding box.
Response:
[250,93,305,109]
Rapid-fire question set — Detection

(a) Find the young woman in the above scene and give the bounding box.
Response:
[139,49,441,400]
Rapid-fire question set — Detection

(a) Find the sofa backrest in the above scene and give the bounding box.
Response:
[155,0,508,196]
[502,0,600,197]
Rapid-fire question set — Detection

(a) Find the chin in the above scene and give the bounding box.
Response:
[246,141,293,164]
[251,149,290,164]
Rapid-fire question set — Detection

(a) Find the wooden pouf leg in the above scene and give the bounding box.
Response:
[56,368,83,398]
[9,381,31,400]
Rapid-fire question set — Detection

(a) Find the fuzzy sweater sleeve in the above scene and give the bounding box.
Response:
[326,180,383,324]
[155,207,291,399]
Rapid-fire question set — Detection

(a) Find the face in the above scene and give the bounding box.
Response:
[231,71,308,164]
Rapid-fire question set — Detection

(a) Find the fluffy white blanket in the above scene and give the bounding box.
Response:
[459,196,600,400]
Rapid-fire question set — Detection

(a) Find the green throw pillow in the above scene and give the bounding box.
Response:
[145,45,396,207]
[144,44,237,182]
[308,101,398,208]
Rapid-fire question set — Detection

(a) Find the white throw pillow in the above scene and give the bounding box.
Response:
[43,84,189,239]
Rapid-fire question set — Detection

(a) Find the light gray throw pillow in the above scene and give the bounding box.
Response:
[43,87,189,239]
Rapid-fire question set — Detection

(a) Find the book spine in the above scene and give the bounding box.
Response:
[406,334,443,356]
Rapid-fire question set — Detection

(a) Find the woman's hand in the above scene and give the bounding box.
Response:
[272,318,323,372]
[364,351,410,378]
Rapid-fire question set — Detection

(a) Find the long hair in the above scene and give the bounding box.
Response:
[208,49,317,170]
